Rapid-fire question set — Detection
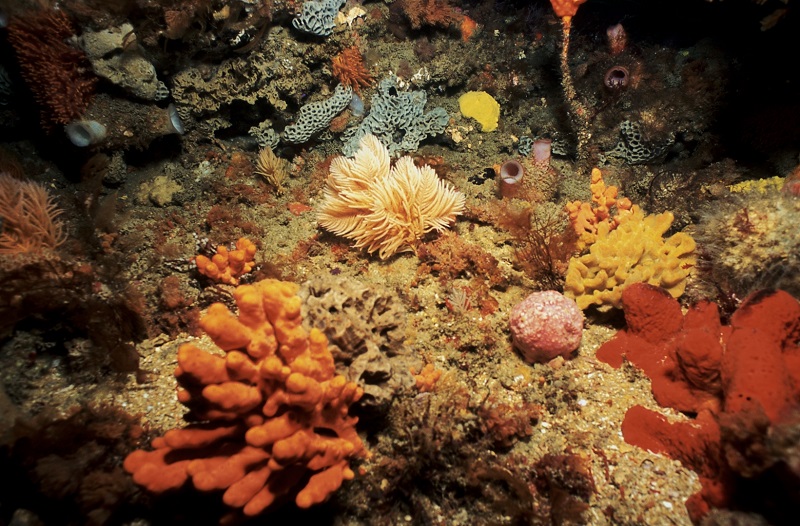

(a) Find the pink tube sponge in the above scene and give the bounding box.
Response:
[510,291,584,364]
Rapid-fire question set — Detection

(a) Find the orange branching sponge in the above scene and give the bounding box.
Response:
[412,363,442,393]
[7,10,97,131]
[331,46,374,95]
[124,279,365,516]
[565,168,633,249]
[195,237,257,285]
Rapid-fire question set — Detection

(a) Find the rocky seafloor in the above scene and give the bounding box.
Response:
[1,1,799,525]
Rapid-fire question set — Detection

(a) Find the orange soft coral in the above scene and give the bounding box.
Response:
[331,46,374,95]
[124,279,365,517]
[195,237,257,285]
[565,168,633,249]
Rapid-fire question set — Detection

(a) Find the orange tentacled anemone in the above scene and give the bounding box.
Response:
[549,0,589,20]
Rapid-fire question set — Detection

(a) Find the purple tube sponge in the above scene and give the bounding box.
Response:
[533,139,552,166]
[509,291,584,364]
[604,66,630,91]
[498,159,524,198]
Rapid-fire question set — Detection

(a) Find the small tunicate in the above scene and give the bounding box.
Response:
[166,104,185,135]
[349,93,365,117]
[65,119,107,147]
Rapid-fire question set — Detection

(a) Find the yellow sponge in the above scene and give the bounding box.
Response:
[458,91,500,132]
[564,207,696,311]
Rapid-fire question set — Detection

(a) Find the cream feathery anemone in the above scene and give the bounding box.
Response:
[317,134,465,259]
[254,146,289,194]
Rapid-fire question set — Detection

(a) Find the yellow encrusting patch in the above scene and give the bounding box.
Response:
[728,176,784,195]
[458,91,500,132]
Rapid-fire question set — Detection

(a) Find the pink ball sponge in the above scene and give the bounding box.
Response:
[510,291,584,364]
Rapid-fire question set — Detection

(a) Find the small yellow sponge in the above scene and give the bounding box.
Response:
[458,91,500,132]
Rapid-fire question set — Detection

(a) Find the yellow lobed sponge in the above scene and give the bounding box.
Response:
[564,207,696,311]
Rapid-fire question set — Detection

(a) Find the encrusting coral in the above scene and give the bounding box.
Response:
[564,205,696,311]
[317,134,465,259]
[195,237,257,285]
[124,279,365,516]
